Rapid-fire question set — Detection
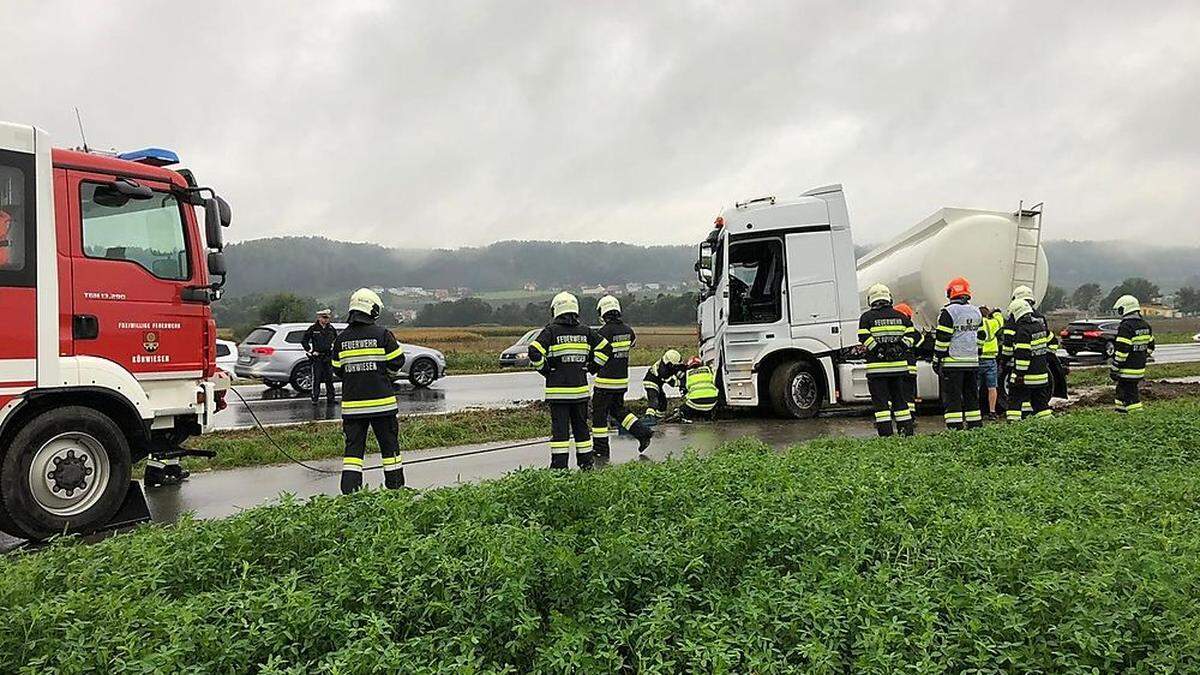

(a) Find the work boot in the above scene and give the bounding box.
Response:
[631,422,653,453]
[576,452,595,471]
[896,420,915,437]
[384,467,406,490]
[340,470,363,495]
[549,454,570,470]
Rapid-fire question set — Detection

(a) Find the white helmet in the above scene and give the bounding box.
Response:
[551,291,579,318]
[1113,294,1141,315]
[316,308,333,317]
[866,283,892,306]
[662,349,682,365]
[1012,285,1036,306]
[597,295,621,318]
[1007,297,1033,321]
[348,288,384,318]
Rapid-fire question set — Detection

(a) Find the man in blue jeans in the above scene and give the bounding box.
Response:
[978,306,1004,419]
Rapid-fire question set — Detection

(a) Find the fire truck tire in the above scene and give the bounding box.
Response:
[768,360,822,419]
[0,406,133,541]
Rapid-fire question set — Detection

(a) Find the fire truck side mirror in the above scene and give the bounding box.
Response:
[216,195,232,228]
[204,198,224,251]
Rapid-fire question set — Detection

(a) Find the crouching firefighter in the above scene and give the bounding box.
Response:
[1003,298,1052,421]
[677,357,719,421]
[1111,294,1155,413]
[642,349,684,420]
[591,295,653,461]
[859,284,916,436]
[332,288,405,494]
[529,292,609,469]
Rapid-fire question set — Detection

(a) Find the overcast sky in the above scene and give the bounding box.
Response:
[2,1,1198,249]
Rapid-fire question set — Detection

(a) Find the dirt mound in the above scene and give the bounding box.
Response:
[1073,379,1200,408]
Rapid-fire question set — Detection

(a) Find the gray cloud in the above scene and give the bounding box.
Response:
[2,0,1197,248]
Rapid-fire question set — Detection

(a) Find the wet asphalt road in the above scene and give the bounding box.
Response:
[215,345,1200,430]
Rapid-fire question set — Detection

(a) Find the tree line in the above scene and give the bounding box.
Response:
[414,293,700,326]
[1039,277,1200,315]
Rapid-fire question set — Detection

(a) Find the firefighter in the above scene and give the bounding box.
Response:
[301,308,338,404]
[1000,286,1054,418]
[859,284,915,436]
[934,277,984,430]
[331,288,405,494]
[677,357,719,421]
[1003,298,1053,421]
[978,306,1004,418]
[529,292,609,470]
[0,209,12,268]
[643,349,684,420]
[591,296,653,462]
[893,302,922,418]
[1111,294,1155,413]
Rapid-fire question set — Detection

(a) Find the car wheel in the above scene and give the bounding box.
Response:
[768,360,822,419]
[1103,341,1116,359]
[290,361,313,394]
[1065,347,1079,357]
[408,357,438,389]
[263,379,287,390]
[0,406,132,540]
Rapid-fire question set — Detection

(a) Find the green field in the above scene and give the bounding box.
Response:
[6,399,1200,671]
[1065,360,1200,388]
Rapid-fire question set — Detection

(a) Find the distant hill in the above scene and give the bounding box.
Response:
[219,236,1200,299]
[221,237,696,298]
[1044,241,1200,291]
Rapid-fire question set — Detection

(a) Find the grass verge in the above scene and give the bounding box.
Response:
[1066,360,1200,388]
[6,398,1200,670]
[184,405,550,472]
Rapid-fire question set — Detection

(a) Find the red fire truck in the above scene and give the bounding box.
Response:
[0,122,231,540]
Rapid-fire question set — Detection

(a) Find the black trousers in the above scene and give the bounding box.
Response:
[941,367,981,430]
[904,370,918,416]
[867,375,913,437]
[591,388,650,458]
[1115,378,1143,413]
[644,382,669,417]
[341,414,403,494]
[311,355,336,402]
[1006,382,1051,421]
[549,400,592,469]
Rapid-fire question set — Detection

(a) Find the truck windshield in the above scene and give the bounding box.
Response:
[728,238,784,325]
[81,183,190,281]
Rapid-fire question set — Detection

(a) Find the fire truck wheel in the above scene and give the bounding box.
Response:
[0,406,133,541]
[768,360,822,419]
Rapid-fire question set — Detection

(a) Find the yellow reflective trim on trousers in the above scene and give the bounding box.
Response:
[1034,409,1052,418]
[643,381,660,390]
[342,396,399,409]
[343,456,363,466]
[592,427,608,436]
[621,413,638,429]
[874,410,892,421]
[595,376,628,388]
[545,386,590,398]
[381,456,402,466]
[867,360,908,369]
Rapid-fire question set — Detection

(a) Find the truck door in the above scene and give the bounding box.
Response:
[720,235,787,403]
[66,170,208,379]
[784,230,838,328]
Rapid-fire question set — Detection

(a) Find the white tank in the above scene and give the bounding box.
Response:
[856,207,1048,329]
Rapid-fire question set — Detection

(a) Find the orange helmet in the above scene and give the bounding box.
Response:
[894,302,913,318]
[946,277,971,300]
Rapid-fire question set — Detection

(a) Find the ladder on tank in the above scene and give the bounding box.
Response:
[1010,200,1044,292]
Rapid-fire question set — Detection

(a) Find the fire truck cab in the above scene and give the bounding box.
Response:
[0,122,230,540]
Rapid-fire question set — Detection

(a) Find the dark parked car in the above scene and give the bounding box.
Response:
[498,328,539,367]
[1059,319,1120,357]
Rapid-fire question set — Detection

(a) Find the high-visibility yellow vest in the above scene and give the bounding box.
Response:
[684,366,718,411]
[980,312,1003,360]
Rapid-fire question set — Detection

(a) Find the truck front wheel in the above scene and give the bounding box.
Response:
[769,360,823,419]
[0,407,133,541]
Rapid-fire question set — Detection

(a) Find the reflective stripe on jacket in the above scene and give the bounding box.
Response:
[858,304,915,377]
[332,314,404,418]
[594,318,635,390]
[529,315,609,401]
[1111,313,1154,379]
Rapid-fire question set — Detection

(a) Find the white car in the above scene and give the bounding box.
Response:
[216,339,238,376]
[1193,331,1200,343]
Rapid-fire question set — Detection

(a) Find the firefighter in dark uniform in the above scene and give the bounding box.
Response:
[642,349,684,420]
[301,308,339,404]
[677,357,719,421]
[1003,298,1053,421]
[529,292,609,470]
[1111,294,1155,413]
[893,302,923,419]
[859,284,916,436]
[934,277,984,430]
[591,295,653,462]
[331,288,405,494]
[1001,285,1055,418]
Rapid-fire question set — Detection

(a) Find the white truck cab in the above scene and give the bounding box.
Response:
[696,185,1065,418]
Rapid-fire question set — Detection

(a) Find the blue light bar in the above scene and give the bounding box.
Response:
[117,148,180,167]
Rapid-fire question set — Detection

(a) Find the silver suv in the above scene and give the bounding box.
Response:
[235,322,447,393]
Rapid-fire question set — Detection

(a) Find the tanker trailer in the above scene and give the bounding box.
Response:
[856,205,1048,330]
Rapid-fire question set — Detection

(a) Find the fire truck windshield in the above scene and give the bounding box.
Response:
[80,183,191,281]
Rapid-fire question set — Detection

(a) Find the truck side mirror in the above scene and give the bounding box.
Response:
[216,195,232,228]
[204,198,224,251]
